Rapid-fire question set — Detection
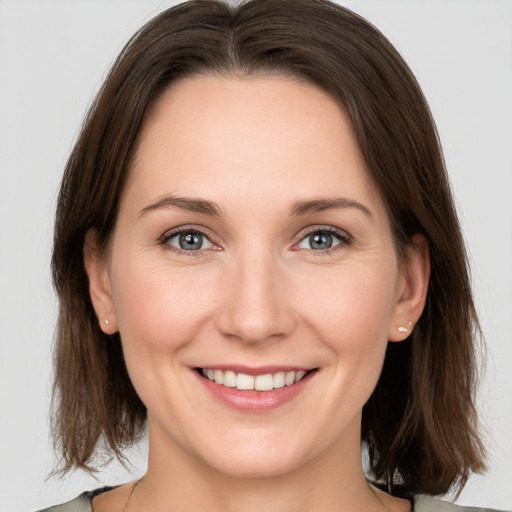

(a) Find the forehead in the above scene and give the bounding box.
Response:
[126,74,381,212]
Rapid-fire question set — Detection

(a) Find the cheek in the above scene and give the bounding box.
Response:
[109,255,222,417]
[301,263,397,340]
[298,261,398,390]
[111,255,217,356]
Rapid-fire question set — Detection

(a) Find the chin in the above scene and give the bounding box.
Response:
[206,451,305,479]
[192,429,318,479]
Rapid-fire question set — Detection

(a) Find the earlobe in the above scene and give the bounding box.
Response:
[83,229,118,334]
[388,234,430,342]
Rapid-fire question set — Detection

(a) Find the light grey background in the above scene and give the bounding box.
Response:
[0,1,510,510]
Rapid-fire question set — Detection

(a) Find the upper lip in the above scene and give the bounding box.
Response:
[194,365,315,376]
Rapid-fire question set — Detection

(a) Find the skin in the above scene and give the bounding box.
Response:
[85,75,429,512]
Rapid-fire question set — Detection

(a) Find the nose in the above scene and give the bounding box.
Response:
[216,250,296,345]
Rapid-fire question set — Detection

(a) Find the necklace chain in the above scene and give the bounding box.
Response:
[122,477,399,512]
[122,478,141,512]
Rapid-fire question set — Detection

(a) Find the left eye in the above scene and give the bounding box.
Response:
[297,230,347,251]
[165,231,214,251]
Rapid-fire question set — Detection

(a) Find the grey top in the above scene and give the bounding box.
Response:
[36,487,507,512]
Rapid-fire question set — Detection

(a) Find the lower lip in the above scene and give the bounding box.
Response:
[195,371,315,412]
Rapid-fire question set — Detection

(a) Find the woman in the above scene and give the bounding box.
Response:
[39,0,504,510]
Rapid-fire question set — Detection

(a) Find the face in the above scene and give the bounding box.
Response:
[86,75,427,478]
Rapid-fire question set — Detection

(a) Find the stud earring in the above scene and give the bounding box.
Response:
[397,321,413,333]
[104,319,110,325]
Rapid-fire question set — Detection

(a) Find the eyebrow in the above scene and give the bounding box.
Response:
[289,197,373,217]
[138,195,223,217]
[138,194,372,219]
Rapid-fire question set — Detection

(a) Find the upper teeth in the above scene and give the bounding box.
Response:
[201,369,307,391]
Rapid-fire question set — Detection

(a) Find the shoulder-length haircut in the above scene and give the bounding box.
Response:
[51,0,485,496]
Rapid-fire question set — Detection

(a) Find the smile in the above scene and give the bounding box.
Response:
[200,368,308,391]
[195,366,317,412]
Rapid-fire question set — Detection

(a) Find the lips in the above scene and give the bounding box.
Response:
[195,366,316,412]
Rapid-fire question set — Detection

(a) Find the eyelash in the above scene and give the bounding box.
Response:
[159,225,352,256]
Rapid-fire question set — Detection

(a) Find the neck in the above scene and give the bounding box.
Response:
[131,417,396,512]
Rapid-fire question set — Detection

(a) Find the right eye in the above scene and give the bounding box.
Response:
[163,230,214,252]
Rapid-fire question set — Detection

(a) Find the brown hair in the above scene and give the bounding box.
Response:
[51,0,485,495]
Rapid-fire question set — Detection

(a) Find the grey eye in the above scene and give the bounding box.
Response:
[310,232,334,250]
[167,231,213,251]
[297,231,344,251]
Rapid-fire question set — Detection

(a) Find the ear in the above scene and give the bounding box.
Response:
[83,229,118,334]
[388,234,430,342]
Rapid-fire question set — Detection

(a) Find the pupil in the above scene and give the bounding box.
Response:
[179,232,202,250]
[310,232,332,250]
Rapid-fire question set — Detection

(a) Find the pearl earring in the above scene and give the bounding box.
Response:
[104,319,110,325]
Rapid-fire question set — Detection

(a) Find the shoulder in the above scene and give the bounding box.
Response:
[413,494,508,512]
[35,488,112,512]
[35,493,92,512]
